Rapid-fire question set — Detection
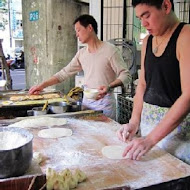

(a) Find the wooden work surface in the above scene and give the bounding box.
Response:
[1,113,190,190]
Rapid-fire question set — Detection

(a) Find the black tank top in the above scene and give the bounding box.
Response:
[144,23,186,107]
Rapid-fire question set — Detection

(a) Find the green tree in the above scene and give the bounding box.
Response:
[0,0,8,31]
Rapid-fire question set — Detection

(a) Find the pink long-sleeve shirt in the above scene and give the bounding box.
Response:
[54,42,131,88]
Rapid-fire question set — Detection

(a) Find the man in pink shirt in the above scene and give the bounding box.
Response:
[29,14,131,119]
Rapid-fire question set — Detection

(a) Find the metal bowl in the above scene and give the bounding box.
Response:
[48,101,67,114]
[67,101,81,112]
[0,127,33,178]
[32,107,47,116]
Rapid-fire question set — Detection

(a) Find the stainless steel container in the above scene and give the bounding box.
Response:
[67,101,81,112]
[0,127,33,178]
[32,107,47,116]
[48,102,67,114]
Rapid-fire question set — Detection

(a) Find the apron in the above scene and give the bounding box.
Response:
[140,102,190,165]
[82,93,116,120]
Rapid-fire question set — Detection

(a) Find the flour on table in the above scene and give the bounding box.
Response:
[8,117,67,128]
[38,128,72,138]
[102,145,129,159]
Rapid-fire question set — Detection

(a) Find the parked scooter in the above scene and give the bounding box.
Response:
[6,51,25,70]
[5,54,15,70]
[15,50,25,69]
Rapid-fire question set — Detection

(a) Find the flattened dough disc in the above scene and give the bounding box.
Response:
[8,117,67,128]
[102,145,127,159]
[38,128,72,138]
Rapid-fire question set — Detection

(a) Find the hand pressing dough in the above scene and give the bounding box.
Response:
[102,145,129,159]
[38,128,72,138]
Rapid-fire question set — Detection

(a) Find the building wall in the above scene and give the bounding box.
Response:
[22,0,88,93]
[89,0,101,38]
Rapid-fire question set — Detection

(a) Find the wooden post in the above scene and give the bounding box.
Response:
[0,39,12,90]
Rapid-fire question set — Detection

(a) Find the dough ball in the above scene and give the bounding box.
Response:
[53,180,69,190]
[60,168,72,179]
[46,167,57,179]
[46,168,57,190]
[33,152,45,164]
[67,176,78,189]
[45,168,86,190]
[74,168,87,183]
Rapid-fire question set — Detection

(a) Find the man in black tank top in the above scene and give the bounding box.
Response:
[117,0,190,165]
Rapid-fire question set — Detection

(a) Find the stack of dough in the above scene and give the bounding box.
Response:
[46,168,87,190]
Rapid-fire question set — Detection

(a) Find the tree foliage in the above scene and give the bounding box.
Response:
[0,0,8,31]
[0,0,7,8]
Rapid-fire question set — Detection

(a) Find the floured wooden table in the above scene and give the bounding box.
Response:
[1,113,190,190]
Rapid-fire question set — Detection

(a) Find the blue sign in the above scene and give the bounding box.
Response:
[13,30,23,38]
[29,11,39,21]
[12,10,16,31]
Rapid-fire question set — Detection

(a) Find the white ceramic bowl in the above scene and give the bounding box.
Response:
[83,88,99,99]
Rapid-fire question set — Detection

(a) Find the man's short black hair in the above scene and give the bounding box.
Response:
[73,14,98,34]
[132,0,174,11]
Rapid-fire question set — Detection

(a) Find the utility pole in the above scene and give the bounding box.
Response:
[8,0,12,47]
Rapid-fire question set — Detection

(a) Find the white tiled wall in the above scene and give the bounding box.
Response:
[75,75,84,88]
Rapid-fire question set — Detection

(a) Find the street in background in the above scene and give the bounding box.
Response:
[0,69,26,90]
